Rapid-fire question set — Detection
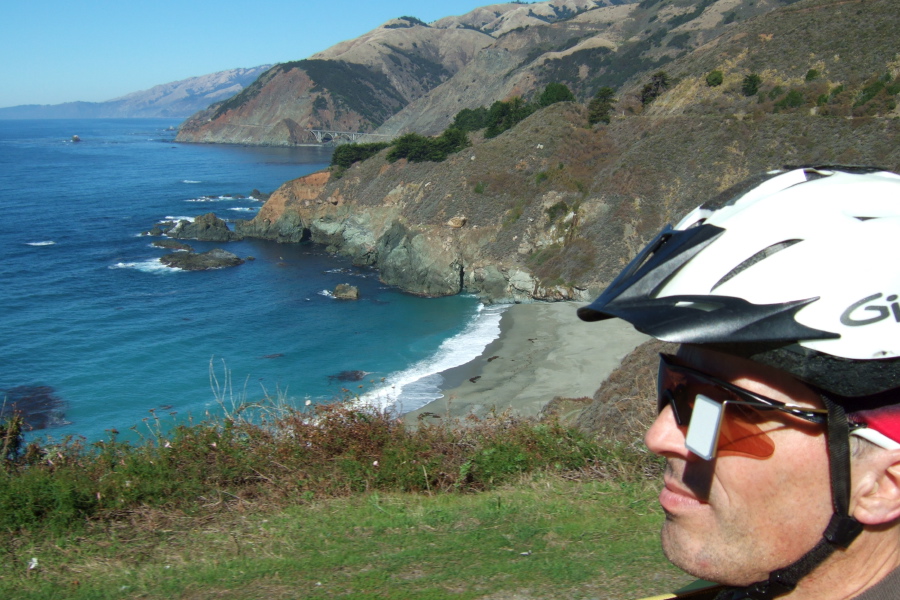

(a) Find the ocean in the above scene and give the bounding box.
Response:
[0,119,504,442]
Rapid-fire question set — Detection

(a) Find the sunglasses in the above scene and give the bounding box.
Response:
[657,353,829,460]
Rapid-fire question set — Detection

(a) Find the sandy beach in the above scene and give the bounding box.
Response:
[403,301,649,423]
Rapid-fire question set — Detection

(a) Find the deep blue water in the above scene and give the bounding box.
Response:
[0,119,502,442]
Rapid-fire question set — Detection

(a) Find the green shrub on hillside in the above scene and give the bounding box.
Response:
[742,73,762,96]
[387,133,435,162]
[705,70,724,87]
[546,201,570,222]
[1,414,24,462]
[776,89,805,109]
[331,142,391,169]
[538,82,576,107]
[805,69,820,81]
[588,86,616,125]
[387,128,469,163]
[450,82,581,139]
[855,78,887,107]
[452,106,490,132]
[485,97,537,138]
[640,71,671,106]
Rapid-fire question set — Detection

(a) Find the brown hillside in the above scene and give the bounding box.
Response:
[199,0,900,440]
[179,0,790,145]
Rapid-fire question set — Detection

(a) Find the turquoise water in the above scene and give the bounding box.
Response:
[0,119,501,442]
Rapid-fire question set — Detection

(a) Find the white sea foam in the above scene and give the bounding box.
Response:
[109,259,178,274]
[228,207,257,212]
[359,303,508,414]
[318,289,335,299]
[147,243,190,252]
[26,241,56,246]
[182,180,202,184]
[187,196,231,203]
[186,195,257,203]
[164,215,195,223]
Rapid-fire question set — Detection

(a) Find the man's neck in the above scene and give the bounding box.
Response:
[774,531,900,600]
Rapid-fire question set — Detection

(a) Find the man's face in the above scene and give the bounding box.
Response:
[644,345,833,586]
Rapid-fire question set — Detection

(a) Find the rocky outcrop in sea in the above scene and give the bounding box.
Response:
[160,248,244,271]
[167,213,243,242]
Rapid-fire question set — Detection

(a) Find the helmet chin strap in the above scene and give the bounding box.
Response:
[731,397,863,600]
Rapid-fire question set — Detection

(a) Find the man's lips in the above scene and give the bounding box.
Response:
[659,478,706,512]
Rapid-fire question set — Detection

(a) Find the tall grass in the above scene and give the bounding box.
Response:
[0,394,661,540]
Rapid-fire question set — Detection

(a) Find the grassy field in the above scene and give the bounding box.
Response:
[4,477,689,599]
[1,404,691,599]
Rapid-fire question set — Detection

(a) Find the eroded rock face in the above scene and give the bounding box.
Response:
[235,171,331,242]
[228,110,595,302]
[160,248,244,271]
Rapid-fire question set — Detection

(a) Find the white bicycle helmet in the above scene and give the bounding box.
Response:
[578,166,900,599]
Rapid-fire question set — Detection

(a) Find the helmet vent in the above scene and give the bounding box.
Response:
[711,239,802,292]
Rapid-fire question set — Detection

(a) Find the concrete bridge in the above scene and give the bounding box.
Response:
[308,129,393,144]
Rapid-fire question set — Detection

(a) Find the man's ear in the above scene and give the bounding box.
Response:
[852,449,900,526]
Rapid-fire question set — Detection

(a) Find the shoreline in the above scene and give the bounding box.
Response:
[403,301,649,423]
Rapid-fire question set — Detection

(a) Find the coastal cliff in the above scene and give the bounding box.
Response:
[236,112,900,304]
[234,116,589,302]
[217,0,900,304]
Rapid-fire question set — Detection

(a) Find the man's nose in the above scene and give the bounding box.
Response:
[644,402,692,458]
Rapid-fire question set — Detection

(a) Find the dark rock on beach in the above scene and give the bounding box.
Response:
[160,248,244,270]
[167,212,243,242]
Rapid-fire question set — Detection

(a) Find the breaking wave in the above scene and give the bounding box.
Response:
[109,259,178,274]
[360,303,508,413]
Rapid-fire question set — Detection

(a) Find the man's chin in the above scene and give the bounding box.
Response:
[660,526,765,588]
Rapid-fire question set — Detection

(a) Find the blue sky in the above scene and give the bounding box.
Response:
[0,0,501,108]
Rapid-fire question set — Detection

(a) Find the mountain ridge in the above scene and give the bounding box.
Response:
[0,66,271,119]
[176,0,788,144]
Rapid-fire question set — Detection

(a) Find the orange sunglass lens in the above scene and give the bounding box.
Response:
[717,407,776,458]
[660,361,776,459]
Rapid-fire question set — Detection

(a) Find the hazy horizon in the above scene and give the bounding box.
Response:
[0,0,499,109]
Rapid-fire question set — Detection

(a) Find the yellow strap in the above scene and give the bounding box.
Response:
[636,581,724,600]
